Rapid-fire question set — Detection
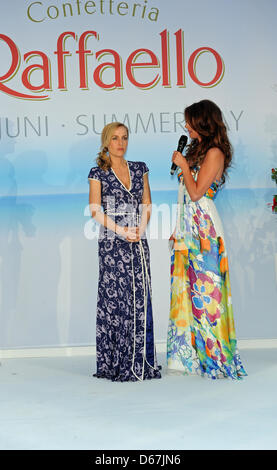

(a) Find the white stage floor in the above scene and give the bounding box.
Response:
[1,348,276,450]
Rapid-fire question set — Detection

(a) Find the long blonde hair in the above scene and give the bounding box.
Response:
[96,122,129,171]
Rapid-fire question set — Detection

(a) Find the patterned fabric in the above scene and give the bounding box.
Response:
[167,170,247,380]
[88,161,161,382]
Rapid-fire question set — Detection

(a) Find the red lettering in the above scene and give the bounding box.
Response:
[0,30,225,100]
[160,29,170,87]
[22,51,51,91]
[76,31,98,89]
[54,32,76,90]
[188,47,224,87]
[126,49,160,89]
[174,29,185,87]
[0,34,47,99]
[93,49,123,89]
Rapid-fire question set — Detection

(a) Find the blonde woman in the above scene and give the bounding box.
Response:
[88,122,161,382]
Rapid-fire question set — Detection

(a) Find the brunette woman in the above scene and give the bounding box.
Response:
[167,100,247,380]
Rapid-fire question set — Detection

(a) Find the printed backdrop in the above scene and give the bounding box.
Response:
[0,0,277,348]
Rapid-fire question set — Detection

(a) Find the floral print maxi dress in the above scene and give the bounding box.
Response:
[167,169,247,380]
[88,161,161,382]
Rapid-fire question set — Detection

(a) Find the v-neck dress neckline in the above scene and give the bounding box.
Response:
[111,161,132,193]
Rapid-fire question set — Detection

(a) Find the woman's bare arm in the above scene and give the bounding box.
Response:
[89,179,138,241]
[171,147,224,202]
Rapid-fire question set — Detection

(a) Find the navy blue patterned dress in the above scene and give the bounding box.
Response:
[88,161,161,382]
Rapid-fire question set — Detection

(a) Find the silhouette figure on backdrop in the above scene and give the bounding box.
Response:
[0,127,35,347]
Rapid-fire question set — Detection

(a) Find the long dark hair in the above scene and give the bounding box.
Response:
[184,100,232,185]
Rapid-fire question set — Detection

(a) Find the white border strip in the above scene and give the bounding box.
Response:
[1,339,277,359]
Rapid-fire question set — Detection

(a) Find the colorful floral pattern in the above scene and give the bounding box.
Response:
[271,168,277,213]
[167,172,247,380]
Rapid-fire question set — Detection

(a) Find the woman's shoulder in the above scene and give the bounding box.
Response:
[205,146,225,159]
[128,161,149,174]
[88,165,103,180]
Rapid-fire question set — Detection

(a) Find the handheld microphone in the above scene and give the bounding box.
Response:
[170,135,188,175]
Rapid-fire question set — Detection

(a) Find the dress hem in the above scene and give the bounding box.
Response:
[92,368,162,382]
